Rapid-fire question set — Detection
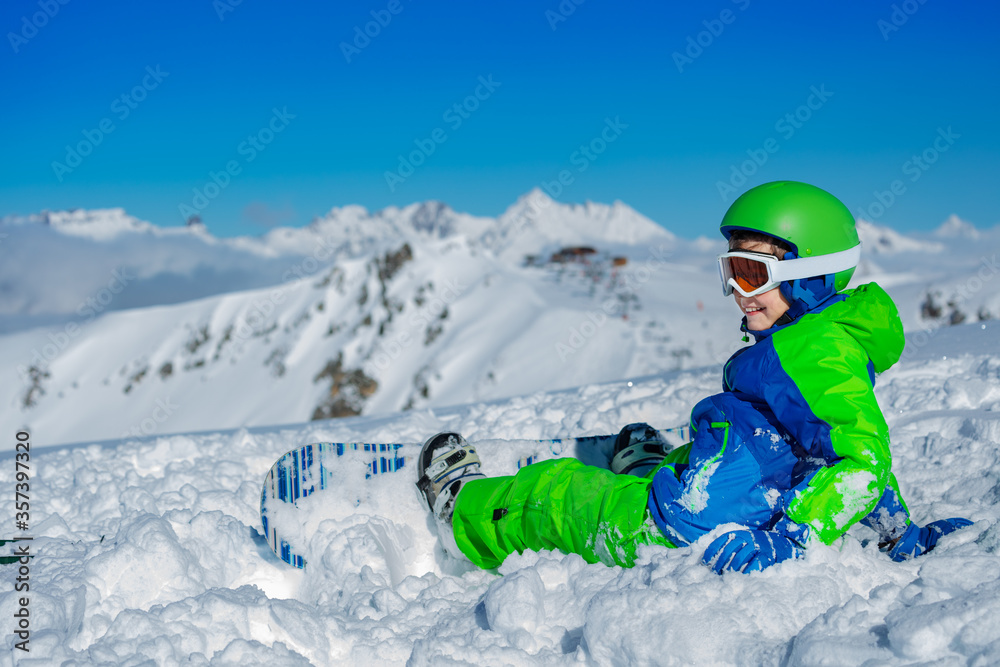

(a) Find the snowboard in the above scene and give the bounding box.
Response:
[260,427,691,569]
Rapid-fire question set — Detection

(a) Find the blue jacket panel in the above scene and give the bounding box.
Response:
[648,285,904,547]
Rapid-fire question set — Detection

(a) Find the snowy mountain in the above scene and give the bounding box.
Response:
[488,188,675,261]
[1,195,998,663]
[0,193,669,334]
[2,197,998,447]
[855,219,944,255]
[934,213,981,240]
[2,320,997,664]
[852,220,1000,330]
[1,208,160,240]
[1,234,732,446]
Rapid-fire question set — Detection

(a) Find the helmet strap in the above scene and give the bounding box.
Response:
[782,274,836,310]
[776,250,839,313]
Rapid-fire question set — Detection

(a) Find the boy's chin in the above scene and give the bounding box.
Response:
[744,316,772,331]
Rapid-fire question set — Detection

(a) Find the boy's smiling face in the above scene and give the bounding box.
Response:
[732,240,792,331]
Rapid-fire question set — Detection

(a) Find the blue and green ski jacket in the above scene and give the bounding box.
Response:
[648,282,906,547]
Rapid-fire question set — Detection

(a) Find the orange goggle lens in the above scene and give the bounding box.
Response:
[726,255,771,292]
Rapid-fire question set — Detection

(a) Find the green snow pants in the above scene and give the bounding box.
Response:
[451,457,677,569]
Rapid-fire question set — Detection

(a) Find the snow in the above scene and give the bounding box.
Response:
[1,320,997,664]
[679,458,721,515]
[491,189,675,262]
[5,198,997,448]
[934,214,981,240]
[831,469,880,533]
[0,232,735,447]
[2,198,999,663]
[855,219,945,255]
[1,208,158,241]
[0,192,670,334]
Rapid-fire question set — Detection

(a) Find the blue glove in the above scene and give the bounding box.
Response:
[886,518,973,562]
[703,529,803,574]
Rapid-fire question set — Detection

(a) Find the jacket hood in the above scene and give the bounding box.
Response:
[824,282,904,373]
[744,282,904,373]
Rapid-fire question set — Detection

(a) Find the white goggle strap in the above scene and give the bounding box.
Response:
[769,244,862,284]
[719,243,862,297]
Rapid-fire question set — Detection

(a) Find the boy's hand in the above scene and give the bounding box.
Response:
[703,529,803,574]
[885,518,973,562]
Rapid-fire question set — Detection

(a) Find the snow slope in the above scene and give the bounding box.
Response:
[852,218,1000,331]
[0,191,669,335]
[1,235,732,447]
[4,204,999,448]
[0,321,997,665]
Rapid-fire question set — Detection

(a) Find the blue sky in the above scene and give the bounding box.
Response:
[1,0,997,237]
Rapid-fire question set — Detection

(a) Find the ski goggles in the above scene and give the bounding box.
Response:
[717,243,862,297]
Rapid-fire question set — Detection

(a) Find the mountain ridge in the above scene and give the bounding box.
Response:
[4,196,997,446]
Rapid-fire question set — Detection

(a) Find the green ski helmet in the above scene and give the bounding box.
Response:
[720,181,861,306]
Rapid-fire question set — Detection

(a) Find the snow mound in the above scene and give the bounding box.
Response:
[2,321,997,664]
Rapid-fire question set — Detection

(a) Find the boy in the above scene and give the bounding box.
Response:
[416,181,971,574]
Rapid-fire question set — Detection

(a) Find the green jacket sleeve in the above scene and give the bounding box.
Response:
[767,315,894,544]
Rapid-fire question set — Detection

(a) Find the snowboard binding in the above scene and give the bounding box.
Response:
[416,432,485,523]
[611,422,671,477]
